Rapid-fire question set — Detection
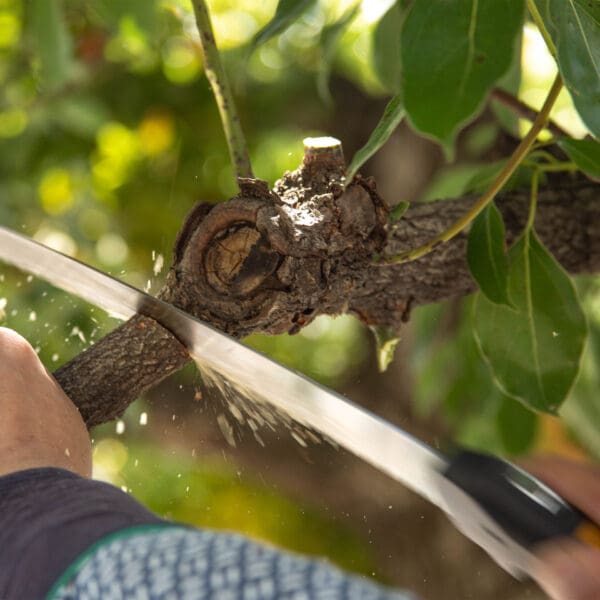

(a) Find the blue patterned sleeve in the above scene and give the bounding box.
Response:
[0,468,416,600]
[50,526,418,600]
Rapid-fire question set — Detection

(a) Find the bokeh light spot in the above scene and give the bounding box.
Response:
[93,438,129,483]
[0,12,20,48]
[211,10,258,49]
[78,208,110,241]
[97,121,141,162]
[92,121,141,191]
[138,110,175,156]
[96,233,129,265]
[33,227,77,256]
[0,108,27,138]
[162,36,200,84]
[38,168,75,215]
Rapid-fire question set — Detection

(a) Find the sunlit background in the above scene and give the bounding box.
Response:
[1,1,598,598]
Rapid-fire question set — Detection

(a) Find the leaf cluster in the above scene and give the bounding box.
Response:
[349,0,599,424]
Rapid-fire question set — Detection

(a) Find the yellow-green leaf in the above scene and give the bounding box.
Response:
[346,95,404,181]
[249,0,315,53]
[389,201,410,224]
[370,325,401,373]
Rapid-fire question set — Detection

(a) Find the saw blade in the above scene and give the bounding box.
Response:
[0,225,448,504]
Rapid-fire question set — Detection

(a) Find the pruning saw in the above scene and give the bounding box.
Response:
[1,224,599,579]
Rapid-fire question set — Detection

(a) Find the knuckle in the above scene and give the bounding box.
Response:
[0,327,37,362]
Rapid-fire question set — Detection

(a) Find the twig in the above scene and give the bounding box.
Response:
[527,167,541,232]
[191,0,254,181]
[378,73,563,265]
[527,0,557,59]
[491,88,569,138]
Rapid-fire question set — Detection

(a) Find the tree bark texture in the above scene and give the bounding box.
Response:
[53,145,600,428]
[55,315,189,427]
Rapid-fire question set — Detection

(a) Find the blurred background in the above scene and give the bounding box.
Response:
[1,1,599,598]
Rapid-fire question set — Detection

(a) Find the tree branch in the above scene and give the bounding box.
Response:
[372,180,599,316]
[55,315,189,428]
[53,148,600,429]
[491,88,569,138]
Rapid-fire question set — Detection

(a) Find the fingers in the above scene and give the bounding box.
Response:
[521,455,600,599]
[0,327,40,373]
[533,538,600,600]
[520,456,600,523]
[0,326,33,350]
[0,327,92,478]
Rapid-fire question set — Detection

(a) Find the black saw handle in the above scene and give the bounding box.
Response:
[443,449,600,551]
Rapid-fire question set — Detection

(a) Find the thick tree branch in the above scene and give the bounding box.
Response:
[365,181,599,323]
[55,315,189,427]
[53,149,600,428]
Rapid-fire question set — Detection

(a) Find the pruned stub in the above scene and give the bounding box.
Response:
[161,150,389,338]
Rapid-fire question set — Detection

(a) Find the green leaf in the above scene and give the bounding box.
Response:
[369,325,401,373]
[372,2,405,93]
[552,0,600,139]
[249,0,316,53]
[474,231,588,413]
[30,0,73,89]
[496,395,538,455]
[388,201,410,224]
[558,138,600,179]
[467,202,512,307]
[317,4,360,105]
[401,0,525,151]
[346,95,404,181]
[534,0,600,138]
[463,160,540,195]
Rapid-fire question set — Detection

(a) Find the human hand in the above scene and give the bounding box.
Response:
[522,456,600,600]
[0,327,91,477]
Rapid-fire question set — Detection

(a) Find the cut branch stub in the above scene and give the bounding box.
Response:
[161,139,389,337]
[302,136,346,177]
[204,224,280,296]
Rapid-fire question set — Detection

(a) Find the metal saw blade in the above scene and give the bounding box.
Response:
[0,225,448,506]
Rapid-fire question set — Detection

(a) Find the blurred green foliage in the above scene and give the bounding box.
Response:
[93,439,378,577]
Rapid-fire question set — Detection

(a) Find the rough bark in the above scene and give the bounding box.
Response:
[53,144,600,427]
[54,315,189,427]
